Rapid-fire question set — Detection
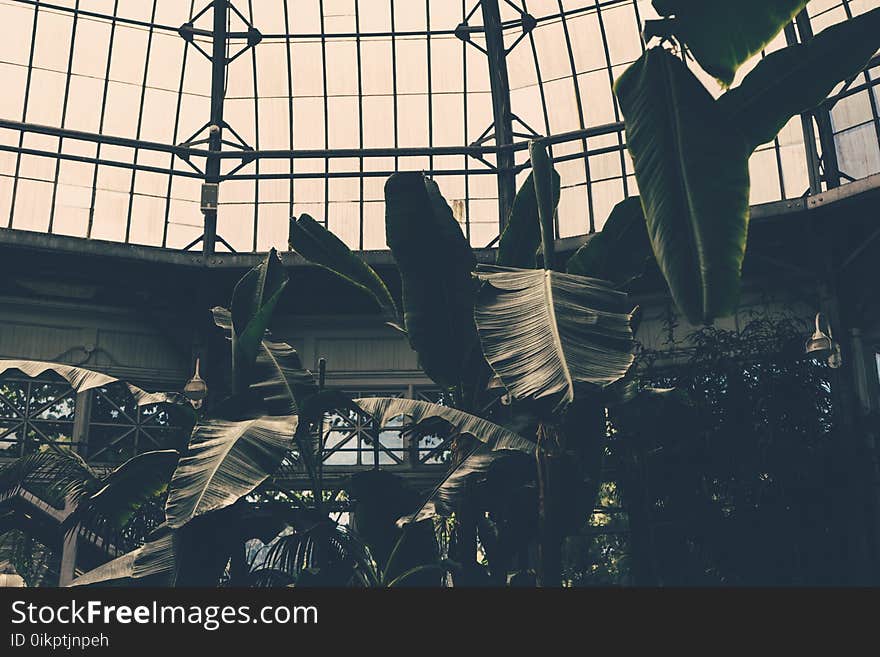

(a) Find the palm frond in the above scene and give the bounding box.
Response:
[261,519,380,587]
[63,450,179,550]
[251,338,319,416]
[0,448,98,509]
[241,567,297,587]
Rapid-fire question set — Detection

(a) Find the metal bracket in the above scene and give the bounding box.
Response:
[177,120,256,179]
[455,0,536,56]
[178,1,262,64]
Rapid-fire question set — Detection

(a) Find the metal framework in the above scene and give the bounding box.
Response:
[0,0,879,253]
[475,0,517,227]
[0,371,182,462]
[0,368,454,475]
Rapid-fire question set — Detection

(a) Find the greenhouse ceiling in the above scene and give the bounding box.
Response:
[0,0,878,255]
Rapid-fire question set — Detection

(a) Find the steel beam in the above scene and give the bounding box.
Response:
[784,23,823,195]
[202,0,229,256]
[2,172,876,270]
[795,10,841,190]
[0,117,627,166]
[480,0,517,230]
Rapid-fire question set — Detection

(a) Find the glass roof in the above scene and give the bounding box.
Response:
[0,0,878,254]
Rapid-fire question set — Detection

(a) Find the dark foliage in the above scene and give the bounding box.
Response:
[606,314,842,585]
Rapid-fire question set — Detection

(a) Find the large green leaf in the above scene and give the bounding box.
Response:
[496,168,560,269]
[649,0,808,87]
[289,214,397,317]
[718,8,880,150]
[0,360,185,408]
[615,47,751,324]
[474,266,636,409]
[213,307,318,417]
[566,197,653,286]
[216,306,341,492]
[384,172,478,388]
[230,248,289,393]
[164,415,297,529]
[250,338,319,416]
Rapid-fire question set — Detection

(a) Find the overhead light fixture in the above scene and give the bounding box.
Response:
[805,313,842,368]
[805,313,833,358]
[183,357,208,408]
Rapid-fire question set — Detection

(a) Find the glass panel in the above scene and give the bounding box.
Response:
[87,386,184,463]
[0,379,28,415]
[0,375,76,455]
[0,0,877,250]
[413,388,453,464]
[91,385,138,424]
[87,425,137,462]
[318,388,408,466]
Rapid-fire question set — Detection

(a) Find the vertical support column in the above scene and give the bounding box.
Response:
[820,285,878,584]
[784,23,822,195]
[57,497,78,587]
[480,0,516,231]
[59,390,93,586]
[203,0,229,257]
[848,328,880,583]
[71,389,93,461]
[405,383,419,466]
[795,11,841,190]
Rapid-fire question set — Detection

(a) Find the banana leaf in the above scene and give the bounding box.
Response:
[64,450,178,538]
[212,306,318,416]
[615,47,751,324]
[718,8,880,150]
[70,515,240,587]
[398,443,518,526]
[496,168,560,269]
[289,213,397,317]
[1,447,178,550]
[649,0,808,87]
[474,266,636,409]
[229,248,289,393]
[566,197,653,286]
[69,528,174,587]
[529,140,558,265]
[164,415,297,529]
[384,172,479,388]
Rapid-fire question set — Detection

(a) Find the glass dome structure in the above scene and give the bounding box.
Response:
[0,0,878,254]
